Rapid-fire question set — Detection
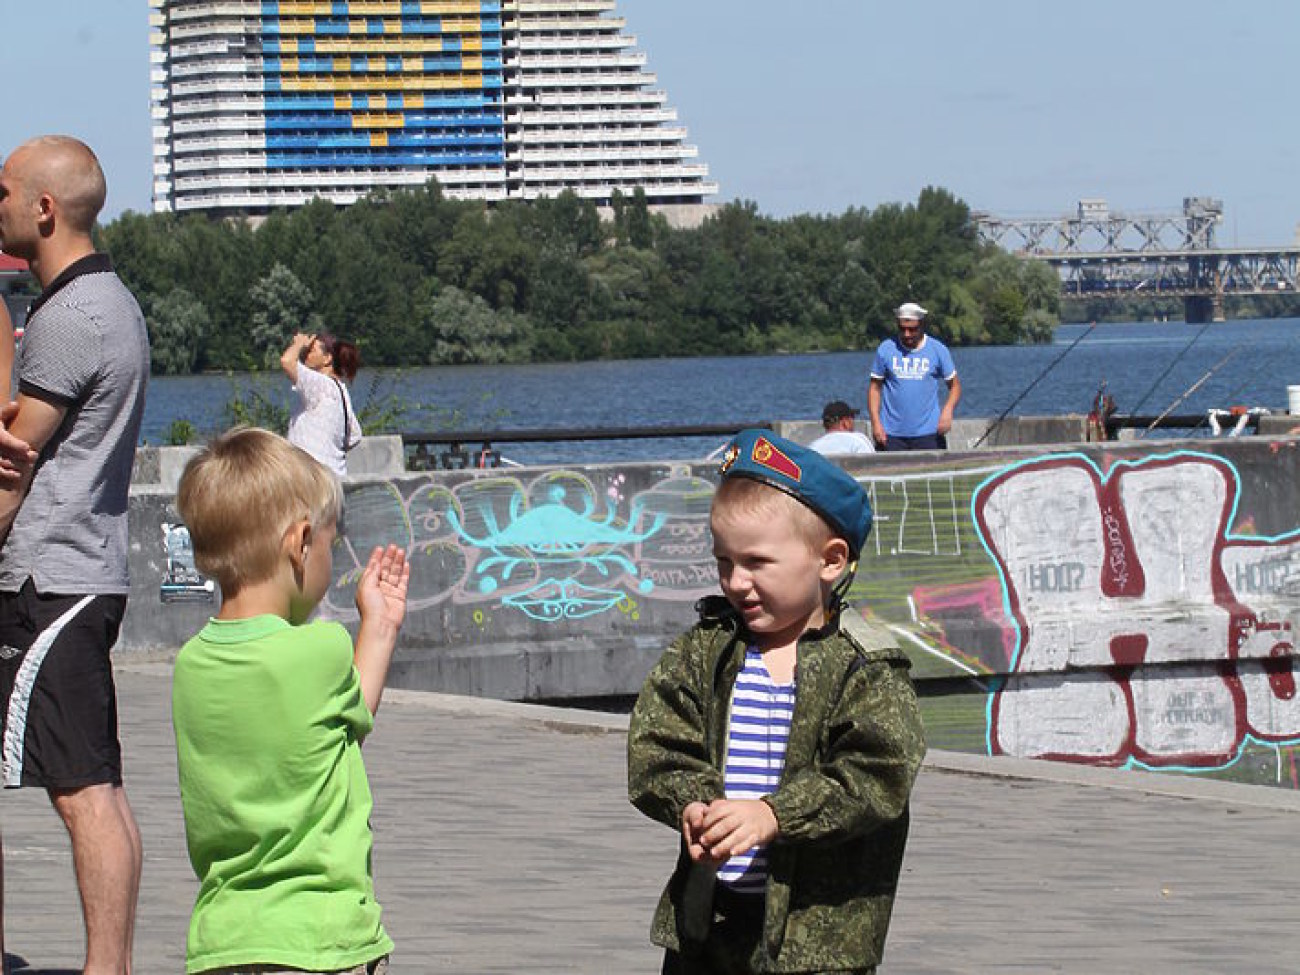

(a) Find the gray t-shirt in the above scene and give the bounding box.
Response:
[0,256,149,595]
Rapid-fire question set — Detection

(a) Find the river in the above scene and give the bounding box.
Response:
[144,317,1300,465]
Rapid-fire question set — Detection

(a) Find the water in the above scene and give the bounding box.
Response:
[145,318,1300,465]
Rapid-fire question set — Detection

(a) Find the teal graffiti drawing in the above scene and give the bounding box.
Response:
[448,484,666,622]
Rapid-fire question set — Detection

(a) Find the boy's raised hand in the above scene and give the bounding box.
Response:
[355,544,410,630]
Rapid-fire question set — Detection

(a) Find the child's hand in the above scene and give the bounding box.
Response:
[681,801,718,862]
[355,544,410,630]
[697,799,779,859]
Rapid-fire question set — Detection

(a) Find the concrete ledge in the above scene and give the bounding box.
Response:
[133,435,406,491]
[347,434,405,477]
[1256,414,1300,436]
[386,635,667,701]
[775,415,1090,449]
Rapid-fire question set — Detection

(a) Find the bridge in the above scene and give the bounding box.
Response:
[974,198,1300,322]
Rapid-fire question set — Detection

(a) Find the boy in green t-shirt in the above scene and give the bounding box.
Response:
[172,427,409,974]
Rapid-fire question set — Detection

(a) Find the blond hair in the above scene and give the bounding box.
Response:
[711,476,834,553]
[177,427,341,593]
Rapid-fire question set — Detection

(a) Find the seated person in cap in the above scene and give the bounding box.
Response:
[809,399,876,456]
[628,429,925,975]
[868,301,961,451]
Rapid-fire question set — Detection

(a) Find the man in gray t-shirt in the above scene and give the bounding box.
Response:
[0,135,148,972]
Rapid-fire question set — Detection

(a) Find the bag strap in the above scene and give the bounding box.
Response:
[331,376,353,450]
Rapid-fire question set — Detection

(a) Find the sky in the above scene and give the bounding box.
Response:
[4,0,1299,246]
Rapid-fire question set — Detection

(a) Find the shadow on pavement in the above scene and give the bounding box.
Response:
[6,954,79,975]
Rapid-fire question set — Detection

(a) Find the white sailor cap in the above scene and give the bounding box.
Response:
[895,301,928,320]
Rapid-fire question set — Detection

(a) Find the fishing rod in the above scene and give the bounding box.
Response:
[1139,345,1243,438]
[971,320,1099,449]
[1127,320,1214,418]
[1183,349,1278,435]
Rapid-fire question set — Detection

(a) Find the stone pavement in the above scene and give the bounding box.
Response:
[3,663,1298,974]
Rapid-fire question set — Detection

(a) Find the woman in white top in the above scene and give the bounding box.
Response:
[280,331,362,476]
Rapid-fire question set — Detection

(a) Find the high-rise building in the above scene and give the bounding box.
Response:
[148,1,718,224]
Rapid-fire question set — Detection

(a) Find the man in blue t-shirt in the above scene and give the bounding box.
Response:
[868,302,961,451]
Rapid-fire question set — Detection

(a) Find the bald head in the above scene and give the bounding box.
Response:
[7,135,106,234]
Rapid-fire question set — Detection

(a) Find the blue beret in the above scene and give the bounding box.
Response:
[718,429,873,556]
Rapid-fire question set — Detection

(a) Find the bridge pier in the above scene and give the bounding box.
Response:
[1184,294,1225,324]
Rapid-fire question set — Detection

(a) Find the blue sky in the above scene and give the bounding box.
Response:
[5,0,1298,246]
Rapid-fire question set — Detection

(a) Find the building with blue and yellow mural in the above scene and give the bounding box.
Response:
[148,1,717,220]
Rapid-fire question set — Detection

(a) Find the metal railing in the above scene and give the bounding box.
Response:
[402,421,769,470]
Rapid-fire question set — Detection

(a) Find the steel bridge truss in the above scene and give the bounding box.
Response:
[1054,249,1300,299]
[975,197,1225,255]
[976,198,1300,321]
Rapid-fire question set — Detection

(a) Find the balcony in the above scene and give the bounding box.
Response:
[519,144,698,164]
[518,34,628,53]
[170,95,267,116]
[167,3,257,23]
[522,107,675,126]
[524,127,691,149]
[518,0,617,14]
[528,89,668,108]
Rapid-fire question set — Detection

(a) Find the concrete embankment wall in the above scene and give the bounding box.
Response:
[125,427,1300,788]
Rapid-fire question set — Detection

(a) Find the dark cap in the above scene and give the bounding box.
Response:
[718,429,873,556]
[821,400,860,424]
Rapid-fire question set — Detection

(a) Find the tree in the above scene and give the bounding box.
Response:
[625,187,654,250]
[422,285,532,365]
[249,263,321,368]
[97,181,1063,372]
[147,287,209,375]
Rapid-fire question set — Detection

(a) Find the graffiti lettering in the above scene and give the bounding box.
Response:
[974,451,1300,772]
[1102,510,1131,592]
[641,564,717,588]
[1232,556,1294,595]
[1025,562,1086,593]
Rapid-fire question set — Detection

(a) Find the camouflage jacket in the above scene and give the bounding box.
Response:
[627,600,926,973]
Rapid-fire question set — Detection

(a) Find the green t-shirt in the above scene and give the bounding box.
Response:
[173,615,393,973]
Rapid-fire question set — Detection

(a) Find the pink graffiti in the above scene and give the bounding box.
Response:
[911,578,1017,671]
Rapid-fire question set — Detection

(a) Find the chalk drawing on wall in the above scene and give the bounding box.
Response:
[160,523,214,603]
[321,468,715,623]
[863,468,987,559]
[973,450,1300,773]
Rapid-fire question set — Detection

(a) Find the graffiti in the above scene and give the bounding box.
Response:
[159,523,214,603]
[446,481,664,622]
[864,471,972,559]
[141,436,1300,786]
[973,451,1300,773]
[321,467,717,622]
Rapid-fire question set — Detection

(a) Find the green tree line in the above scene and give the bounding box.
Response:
[94,183,1060,375]
[1063,292,1300,324]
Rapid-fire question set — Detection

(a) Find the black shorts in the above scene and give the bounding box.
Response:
[0,581,127,790]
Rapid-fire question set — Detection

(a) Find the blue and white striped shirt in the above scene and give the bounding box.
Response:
[716,647,795,893]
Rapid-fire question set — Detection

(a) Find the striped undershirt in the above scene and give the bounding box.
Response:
[716,646,795,894]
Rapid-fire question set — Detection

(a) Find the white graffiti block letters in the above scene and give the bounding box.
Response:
[975,452,1299,770]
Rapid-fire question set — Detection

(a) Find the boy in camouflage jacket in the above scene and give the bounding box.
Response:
[628,430,925,974]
